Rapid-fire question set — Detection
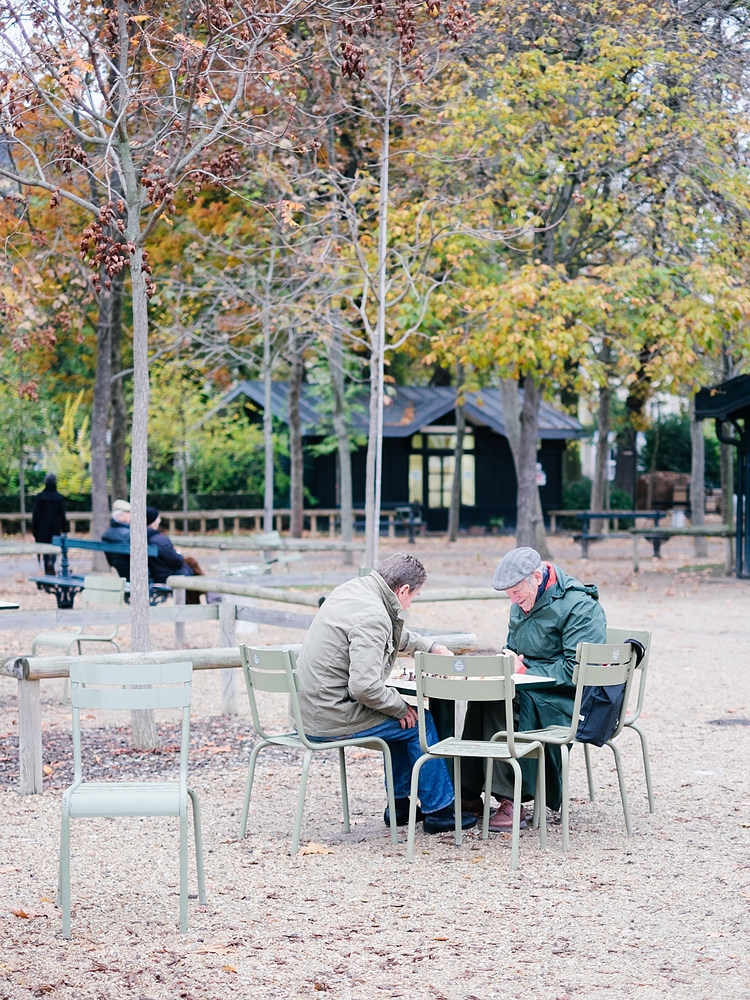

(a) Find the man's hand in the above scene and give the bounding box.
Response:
[400,706,418,729]
[502,648,527,674]
[429,643,453,656]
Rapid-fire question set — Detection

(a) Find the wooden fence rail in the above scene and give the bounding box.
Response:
[0,507,415,539]
[0,590,479,796]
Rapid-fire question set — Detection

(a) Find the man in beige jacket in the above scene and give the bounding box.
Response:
[297,552,477,834]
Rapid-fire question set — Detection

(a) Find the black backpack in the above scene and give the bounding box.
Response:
[575,639,646,747]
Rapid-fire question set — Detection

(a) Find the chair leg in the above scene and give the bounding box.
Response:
[380,743,398,845]
[179,808,188,933]
[560,744,570,852]
[481,757,493,840]
[609,739,633,836]
[509,759,522,871]
[406,755,429,863]
[535,747,546,851]
[187,788,207,905]
[111,639,121,653]
[239,741,270,839]
[630,722,655,813]
[453,757,462,847]
[584,742,596,802]
[338,748,351,834]
[290,749,313,856]
[60,808,71,939]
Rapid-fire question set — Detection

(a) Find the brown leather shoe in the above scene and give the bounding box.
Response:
[488,798,528,832]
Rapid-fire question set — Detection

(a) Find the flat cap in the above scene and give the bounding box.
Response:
[112,499,130,513]
[492,547,543,590]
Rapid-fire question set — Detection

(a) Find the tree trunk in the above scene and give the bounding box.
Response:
[90,277,113,569]
[646,419,660,511]
[109,274,128,505]
[181,448,189,534]
[499,378,550,558]
[331,324,354,565]
[18,419,25,536]
[590,381,611,535]
[263,315,274,534]
[720,429,734,573]
[128,240,157,749]
[516,378,544,549]
[447,374,465,543]
[288,332,304,538]
[364,60,391,572]
[689,396,707,558]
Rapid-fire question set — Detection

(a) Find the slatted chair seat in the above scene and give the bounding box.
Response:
[418,736,545,762]
[407,652,547,870]
[59,661,206,937]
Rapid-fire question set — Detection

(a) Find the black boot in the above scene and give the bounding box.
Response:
[384,797,423,827]
[422,805,478,834]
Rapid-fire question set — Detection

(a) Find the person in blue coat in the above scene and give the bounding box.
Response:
[146,506,195,584]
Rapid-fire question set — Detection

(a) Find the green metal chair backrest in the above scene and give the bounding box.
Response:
[414,652,517,754]
[605,627,652,724]
[239,645,310,746]
[69,661,193,785]
[569,642,639,743]
[81,574,126,609]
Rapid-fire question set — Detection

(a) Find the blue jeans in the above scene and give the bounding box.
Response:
[310,711,454,814]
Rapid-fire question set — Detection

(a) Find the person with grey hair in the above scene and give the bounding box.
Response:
[295,552,477,835]
[460,546,606,831]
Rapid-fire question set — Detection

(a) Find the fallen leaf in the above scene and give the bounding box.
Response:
[314,982,330,992]
[196,944,236,955]
[434,937,448,941]
[42,765,53,776]
[223,965,237,973]
[12,908,30,918]
[299,843,334,856]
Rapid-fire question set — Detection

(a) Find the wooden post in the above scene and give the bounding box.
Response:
[388,512,395,539]
[632,534,639,574]
[311,514,318,538]
[218,515,225,533]
[233,516,240,536]
[18,678,43,794]
[174,586,186,648]
[219,600,238,715]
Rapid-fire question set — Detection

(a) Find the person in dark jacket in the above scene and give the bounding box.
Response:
[461,546,607,830]
[31,473,68,574]
[146,506,194,584]
[102,499,132,579]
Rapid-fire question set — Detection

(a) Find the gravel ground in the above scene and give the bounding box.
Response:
[0,533,749,999]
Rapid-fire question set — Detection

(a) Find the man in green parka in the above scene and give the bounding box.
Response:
[461,546,606,831]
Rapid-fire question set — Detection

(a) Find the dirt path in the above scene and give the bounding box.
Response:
[0,534,748,999]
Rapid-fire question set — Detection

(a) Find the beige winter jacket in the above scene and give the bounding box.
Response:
[295,571,433,737]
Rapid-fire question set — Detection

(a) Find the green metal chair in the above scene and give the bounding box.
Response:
[406,652,546,870]
[238,645,398,854]
[583,628,654,813]
[33,575,126,655]
[58,660,206,938]
[502,641,639,852]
